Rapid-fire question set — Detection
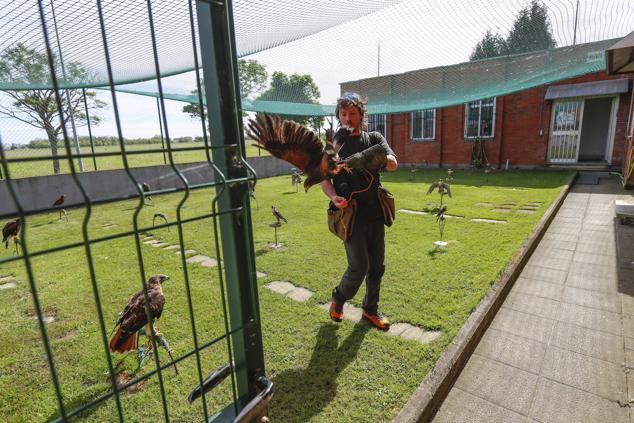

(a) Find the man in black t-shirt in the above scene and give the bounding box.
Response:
[321,92,398,331]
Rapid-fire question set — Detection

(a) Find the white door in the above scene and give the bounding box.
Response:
[548,100,584,163]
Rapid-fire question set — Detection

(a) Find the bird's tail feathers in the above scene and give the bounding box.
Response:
[109,327,138,353]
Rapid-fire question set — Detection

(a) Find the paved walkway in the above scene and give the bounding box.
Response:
[433,176,634,423]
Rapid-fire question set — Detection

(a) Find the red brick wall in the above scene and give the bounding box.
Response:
[388,71,633,168]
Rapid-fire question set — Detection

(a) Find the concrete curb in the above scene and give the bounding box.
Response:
[393,172,578,423]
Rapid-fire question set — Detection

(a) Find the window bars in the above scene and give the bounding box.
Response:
[0,0,266,421]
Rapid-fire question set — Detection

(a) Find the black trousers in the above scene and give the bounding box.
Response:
[335,218,386,314]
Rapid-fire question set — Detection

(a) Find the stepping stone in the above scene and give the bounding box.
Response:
[163,245,180,250]
[517,209,536,214]
[30,315,55,324]
[200,258,218,267]
[388,322,412,336]
[444,214,464,219]
[175,249,198,256]
[144,239,160,245]
[398,209,428,215]
[0,276,16,283]
[471,218,507,224]
[491,208,511,213]
[103,224,118,229]
[150,242,169,248]
[286,287,313,302]
[265,281,296,295]
[256,271,267,278]
[318,302,363,323]
[400,325,442,343]
[0,281,17,290]
[186,254,210,264]
[475,202,493,207]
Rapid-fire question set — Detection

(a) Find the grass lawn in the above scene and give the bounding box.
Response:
[0,168,572,422]
[3,141,268,179]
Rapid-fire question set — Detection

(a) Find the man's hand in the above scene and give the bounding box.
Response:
[386,154,398,171]
[332,196,348,209]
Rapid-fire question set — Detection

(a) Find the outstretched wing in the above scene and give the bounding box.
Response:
[443,183,452,198]
[427,181,440,195]
[247,114,324,172]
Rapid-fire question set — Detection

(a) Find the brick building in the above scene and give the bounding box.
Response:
[340,41,633,176]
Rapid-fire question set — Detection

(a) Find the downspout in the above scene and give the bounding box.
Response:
[496,97,505,169]
[438,108,444,168]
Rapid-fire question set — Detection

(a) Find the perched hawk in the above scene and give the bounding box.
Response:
[2,218,20,248]
[271,206,287,224]
[110,274,169,353]
[52,195,65,207]
[427,180,452,198]
[142,182,151,193]
[247,114,344,191]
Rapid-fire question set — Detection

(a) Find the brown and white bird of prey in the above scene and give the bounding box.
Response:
[271,206,287,224]
[426,180,452,198]
[110,274,169,353]
[247,114,344,191]
[2,218,20,251]
[52,195,65,207]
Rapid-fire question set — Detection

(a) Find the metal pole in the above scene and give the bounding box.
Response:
[573,0,580,45]
[82,88,98,170]
[0,132,4,180]
[50,0,83,171]
[196,0,265,410]
[156,97,167,164]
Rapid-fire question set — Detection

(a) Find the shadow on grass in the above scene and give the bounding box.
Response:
[46,385,111,422]
[270,323,370,422]
[427,247,447,259]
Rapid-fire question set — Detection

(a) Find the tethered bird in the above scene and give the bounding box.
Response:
[52,195,67,221]
[142,182,153,205]
[110,274,169,353]
[271,206,287,225]
[427,180,452,207]
[2,218,20,254]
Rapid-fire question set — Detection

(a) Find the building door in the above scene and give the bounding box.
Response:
[548,100,584,163]
[578,97,615,162]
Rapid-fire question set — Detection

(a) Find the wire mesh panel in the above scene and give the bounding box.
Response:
[0,0,268,421]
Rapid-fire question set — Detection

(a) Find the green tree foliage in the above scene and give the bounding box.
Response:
[469,1,556,61]
[469,31,507,61]
[0,43,106,174]
[257,71,323,131]
[183,58,268,118]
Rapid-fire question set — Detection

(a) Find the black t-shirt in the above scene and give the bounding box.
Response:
[331,131,395,221]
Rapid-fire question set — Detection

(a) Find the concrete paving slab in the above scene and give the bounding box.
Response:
[511,277,564,300]
[454,355,537,415]
[398,209,428,215]
[0,281,17,289]
[470,218,507,224]
[200,258,218,267]
[573,251,617,268]
[541,346,626,401]
[162,245,180,250]
[517,209,535,214]
[150,242,169,248]
[489,307,555,344]
[387,322,411,336]
[529,378,628,423]
[491,208,511,213]
[558,302,622,336]
[175,249,197,256]
[579,230,616,244]
[400,326,442,343]
[537,239,577,251]
[433,388,527,423]
[532,246,574,262]
[256,271,267,278]
[265,281,296,295]
[286,287,313,302]
[565,269,617,293]
[551,321,624,364]
[561,286,620,313]
[541,232,579,243]
[504,291,562,320]
[527,254,572,272]
[474,328,546,374]
[575,241,617,256]
[519,265,568,284]
[621,294,634,317]
[621,314,634,338]
[143,239,160,245]
[342,303,363,323]
[186,254,209,264]
[567,260,617,281]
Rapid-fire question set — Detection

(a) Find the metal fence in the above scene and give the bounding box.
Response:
[0,0,268,421]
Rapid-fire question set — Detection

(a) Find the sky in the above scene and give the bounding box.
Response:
[0,0,632,146]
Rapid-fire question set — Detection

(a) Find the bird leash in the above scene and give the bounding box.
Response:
[338,169,375,241]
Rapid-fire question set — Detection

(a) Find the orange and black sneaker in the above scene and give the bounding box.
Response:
[362,310,390,331]
[329,300,344,322]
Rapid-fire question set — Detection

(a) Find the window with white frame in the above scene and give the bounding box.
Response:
[410,109,436,140]
[464,97,496,138]
[367,114,387,137]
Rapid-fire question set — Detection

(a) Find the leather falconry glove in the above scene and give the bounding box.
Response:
[344,144,388,171]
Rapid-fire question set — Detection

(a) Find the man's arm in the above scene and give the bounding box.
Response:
[386,154,398,171]
[321,179,348,209]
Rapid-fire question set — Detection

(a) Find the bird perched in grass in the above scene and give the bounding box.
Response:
[52,195,67,220]
[152,212,169,230]
[271,206,287,225]
[110,274,169,353]
[435,204,447,222]
[142,182,153,205]
[2,218,20,254]
[247,114,345,191]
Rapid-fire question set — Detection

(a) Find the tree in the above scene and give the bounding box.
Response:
[469,1,556,61]
[183,58,267,118]
[469,31,507,61]
[0,43,106,174]
[505,0,556,55]
[257,71,323,131]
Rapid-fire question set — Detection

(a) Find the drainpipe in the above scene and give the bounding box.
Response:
[497,97,505,169]
[438,108,444,168]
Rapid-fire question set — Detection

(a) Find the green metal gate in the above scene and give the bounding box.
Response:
[0,0,268,421]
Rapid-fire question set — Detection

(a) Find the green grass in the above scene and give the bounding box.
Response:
[0,168,573,422]
[3,141,268,179]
